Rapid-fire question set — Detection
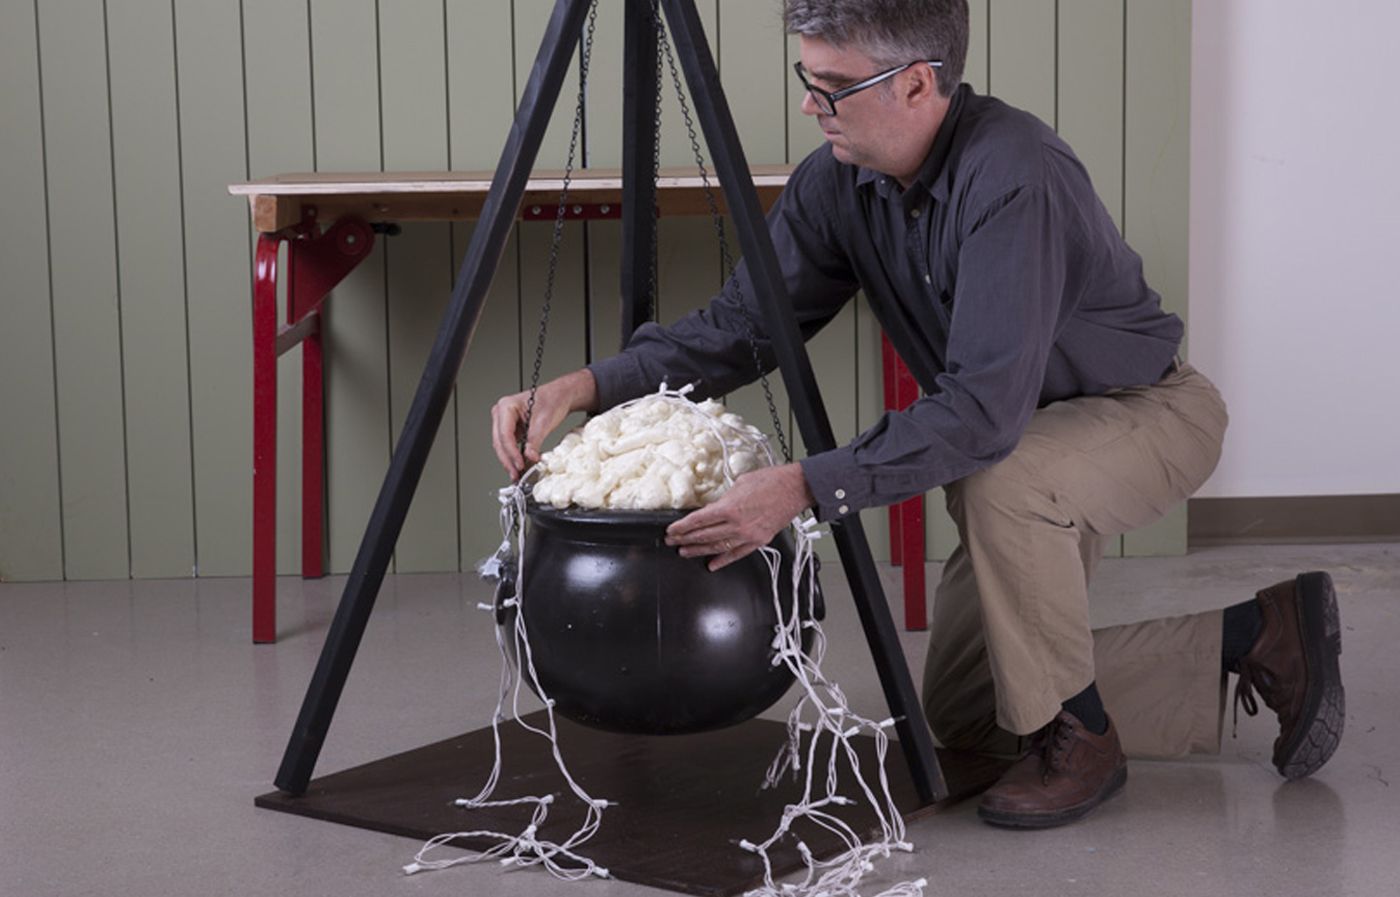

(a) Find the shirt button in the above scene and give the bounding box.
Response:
[834,489,846,500]
[910,208,921,218]
[924,274,932,284]
[838,504,850,515]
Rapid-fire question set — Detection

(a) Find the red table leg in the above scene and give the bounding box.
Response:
[253,235,280,644]
[881,335,902,567]
[892,354,927,630]
[250,213,374,644]
[900,485,926,631]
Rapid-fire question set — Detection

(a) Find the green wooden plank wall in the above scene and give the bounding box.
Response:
[0,0,1190,583]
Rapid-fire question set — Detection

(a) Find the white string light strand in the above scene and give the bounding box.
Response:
[407,385,923,896]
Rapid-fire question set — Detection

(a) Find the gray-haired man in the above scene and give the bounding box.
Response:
[492,0,1344,827]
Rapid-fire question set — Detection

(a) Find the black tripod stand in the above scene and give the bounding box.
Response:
[271,0,946,807]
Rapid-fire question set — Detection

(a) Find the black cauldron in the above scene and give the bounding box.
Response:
[497,503,824,735]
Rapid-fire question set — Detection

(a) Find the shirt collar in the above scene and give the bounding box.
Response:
[856,82,969,205]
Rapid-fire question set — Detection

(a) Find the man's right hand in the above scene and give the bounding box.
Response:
[490,369,599,481]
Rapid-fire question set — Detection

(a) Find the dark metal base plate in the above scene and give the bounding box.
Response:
[256,712,1008,896]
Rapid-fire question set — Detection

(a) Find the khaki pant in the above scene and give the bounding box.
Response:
[921,363,1230,759]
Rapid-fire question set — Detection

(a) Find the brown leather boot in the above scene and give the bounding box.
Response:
[1235,571,1344,779]
[977,710,1127,828]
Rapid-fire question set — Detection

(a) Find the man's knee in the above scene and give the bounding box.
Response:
[945,461,1059,531]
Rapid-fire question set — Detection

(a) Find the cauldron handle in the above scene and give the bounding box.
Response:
[493,559,517,627]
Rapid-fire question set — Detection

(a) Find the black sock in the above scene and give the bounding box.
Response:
[1222,598,1264,673]
[1062,681,1109,735]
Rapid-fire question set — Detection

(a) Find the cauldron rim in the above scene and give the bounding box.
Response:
[525,500,691,532]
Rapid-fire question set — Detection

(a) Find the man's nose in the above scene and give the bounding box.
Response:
[799,89,821,116]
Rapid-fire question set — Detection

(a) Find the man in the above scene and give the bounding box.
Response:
[491,0,1344,827]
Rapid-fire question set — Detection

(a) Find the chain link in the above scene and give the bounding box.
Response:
[521,1,600,450]
[643,0,663,322]
[652,6,792,462]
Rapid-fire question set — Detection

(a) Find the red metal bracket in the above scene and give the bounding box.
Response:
[521,202,626,222]
[287,208,376,325]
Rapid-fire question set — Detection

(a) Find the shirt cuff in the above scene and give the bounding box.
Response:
[586,353,650,412]
[799,447,873,522]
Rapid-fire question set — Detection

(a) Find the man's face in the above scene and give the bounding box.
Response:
[797,35,912,173]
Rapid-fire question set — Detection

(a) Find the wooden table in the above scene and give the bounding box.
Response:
[228,166,926,643]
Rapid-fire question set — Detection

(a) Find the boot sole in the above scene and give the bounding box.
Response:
[1276,571,1345,779]
[977,764,1127,829]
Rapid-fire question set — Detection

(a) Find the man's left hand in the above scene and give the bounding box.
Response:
[665,463,815,571]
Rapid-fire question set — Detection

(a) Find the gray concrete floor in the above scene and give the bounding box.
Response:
[2,542,1397,897]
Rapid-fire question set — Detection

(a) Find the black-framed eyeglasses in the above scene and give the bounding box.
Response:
[793,60,943,116]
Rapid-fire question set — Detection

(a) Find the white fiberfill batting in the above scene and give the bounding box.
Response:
[530,386,772,510]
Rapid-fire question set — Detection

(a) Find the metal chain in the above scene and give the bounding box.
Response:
[653,8,792,462]
[521,1,600,451]
[643,0,663,321]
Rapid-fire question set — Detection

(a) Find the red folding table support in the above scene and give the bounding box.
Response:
[252,210,375,643]
[881,334,927,631]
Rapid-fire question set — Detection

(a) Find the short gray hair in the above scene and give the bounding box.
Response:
[784,0,969,98]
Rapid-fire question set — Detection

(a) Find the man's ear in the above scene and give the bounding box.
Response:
[905,63,939,108]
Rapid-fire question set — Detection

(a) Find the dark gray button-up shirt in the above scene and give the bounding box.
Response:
[588,85,1183,521]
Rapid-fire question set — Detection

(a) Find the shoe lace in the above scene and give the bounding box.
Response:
[1034,716,1076,785]
[1232,662,1288,737]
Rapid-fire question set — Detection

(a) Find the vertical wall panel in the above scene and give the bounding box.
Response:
[988,0,1057,127]
[585,0,624,170]
[244,0,315,576]
[0,1,64,581]
[1122,0,1191,557]
[964,0,989,93]
[37,0,129,580]
[720,1,785,166]
[656,0,717,170]
[310,0,391,574]
[515,0,591,171]
[587,222,624,367]
[448,0,524,566]
[109,0,197,578]
[380,1,458,572]
[176,0,253,577]
[455,229,523,567]
[1058,0,1125,231]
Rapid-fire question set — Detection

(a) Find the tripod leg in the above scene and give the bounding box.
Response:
[273,0,597,795]
[620,0,660,349]
[658,0,947,804]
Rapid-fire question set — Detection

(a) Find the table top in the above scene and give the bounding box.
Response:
[229,166,794,232]
[229,165,794,196]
